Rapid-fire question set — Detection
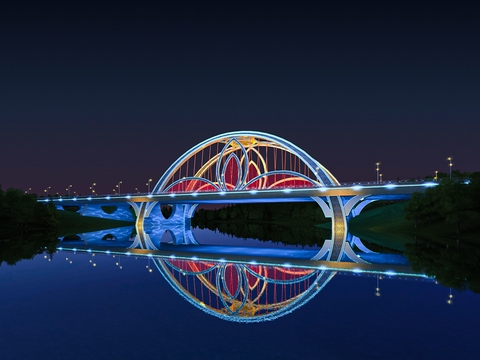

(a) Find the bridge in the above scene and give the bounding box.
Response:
[56,241,430,323]
[45,131,436,262]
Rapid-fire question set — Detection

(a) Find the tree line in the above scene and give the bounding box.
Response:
[192,202,328,225]
[190,202,330,246]
[194,220,331,247]
[0,231,59,267]
[0,186,59,230]
[403,173,480,233]
[405,239,480,294]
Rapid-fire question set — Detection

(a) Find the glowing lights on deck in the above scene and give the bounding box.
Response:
[41,181,442,206]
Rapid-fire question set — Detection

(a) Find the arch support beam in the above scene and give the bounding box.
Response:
[311,196,331,218]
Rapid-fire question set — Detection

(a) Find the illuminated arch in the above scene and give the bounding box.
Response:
[154,258,335,323]
[152,131,340,194]
[136,131,347,262]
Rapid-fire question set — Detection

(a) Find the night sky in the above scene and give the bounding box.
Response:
[1,2,479,196]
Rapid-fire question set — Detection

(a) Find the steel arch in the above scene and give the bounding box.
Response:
[152,131,340,194]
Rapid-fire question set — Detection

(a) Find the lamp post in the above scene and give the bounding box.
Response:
[147,179,153,194]
[44,186,51,197]
[375,275,381,297]
[380,173,383,184]
[435,170,438,182]
[90,183,96,196]
[67,185,72,197]
[135,187,139,194]
[447,157,452,178]
[447,288,453,305]
[376,163,380,184]
[116,181,122,195]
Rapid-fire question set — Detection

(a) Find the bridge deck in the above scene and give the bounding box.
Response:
[45,183,435,205]
[56,244,426,277]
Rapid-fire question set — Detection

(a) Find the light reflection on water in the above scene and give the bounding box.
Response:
[1,229,479,359]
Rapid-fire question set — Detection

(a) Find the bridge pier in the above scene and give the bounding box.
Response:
[311,195,379,262]
[134,202,199,248]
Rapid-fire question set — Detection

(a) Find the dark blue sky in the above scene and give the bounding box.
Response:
[1,2,479,195]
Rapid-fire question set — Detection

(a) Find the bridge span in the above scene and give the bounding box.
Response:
[44,131,434,263]
[48,182,433,206]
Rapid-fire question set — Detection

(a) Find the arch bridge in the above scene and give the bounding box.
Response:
[47,131,436,262]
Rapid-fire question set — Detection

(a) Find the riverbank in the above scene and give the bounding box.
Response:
[57,211,134,237]
[347,201,480,250]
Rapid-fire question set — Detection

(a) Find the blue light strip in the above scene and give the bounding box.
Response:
[54,246,430,279]
[42,182,438,204]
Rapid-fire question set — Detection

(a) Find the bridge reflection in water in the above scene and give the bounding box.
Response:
[57,227,430,323]
[156,258,334,322]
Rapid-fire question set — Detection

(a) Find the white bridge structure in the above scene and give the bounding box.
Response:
[47,131,436,262]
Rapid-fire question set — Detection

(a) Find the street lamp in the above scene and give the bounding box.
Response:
[380,173,383,184]
[447,288,453,305]
[44,186,51,197]
[66,185,72,197]
[435,170,438,182]
[147,179,153,194]
[447,157,453,178]
[90,183,96,196]
[117,181,122,195]
[135,187,139,194]
[375,275,381,297]
[376,163,380,184]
